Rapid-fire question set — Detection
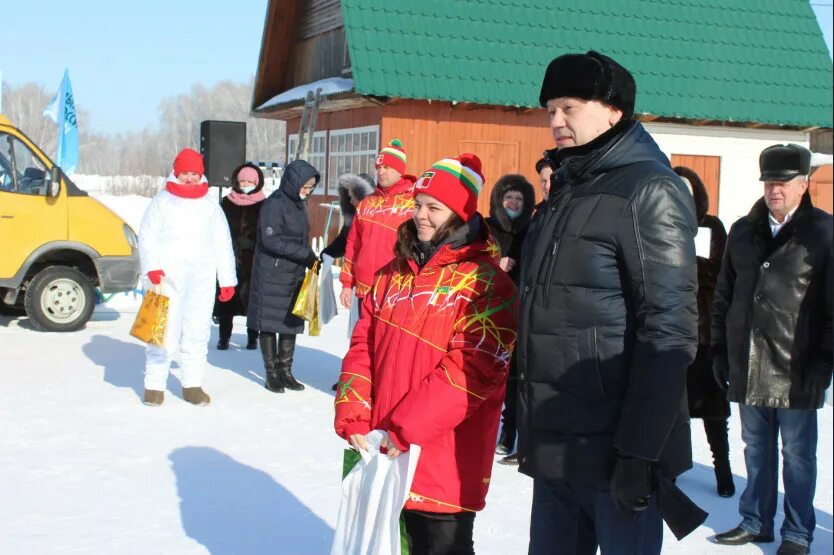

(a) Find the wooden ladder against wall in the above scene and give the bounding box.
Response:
[294,87,323,162]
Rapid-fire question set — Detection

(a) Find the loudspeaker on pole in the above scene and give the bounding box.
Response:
[200,120,246,187]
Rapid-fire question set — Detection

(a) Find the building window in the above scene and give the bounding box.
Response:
[327,126,379,194]
[288,131,328,195]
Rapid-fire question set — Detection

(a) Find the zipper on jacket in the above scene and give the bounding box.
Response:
[539,188,572,308]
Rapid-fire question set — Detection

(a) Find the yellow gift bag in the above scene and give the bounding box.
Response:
[292,262,321,336]
[130,288,170,346]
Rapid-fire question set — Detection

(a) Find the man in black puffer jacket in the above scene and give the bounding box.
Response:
[711,144,833,555]
[518,51,702,554]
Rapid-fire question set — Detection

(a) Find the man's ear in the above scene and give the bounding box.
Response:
[608,107,624,126]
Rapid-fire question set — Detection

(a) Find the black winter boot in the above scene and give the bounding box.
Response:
[217,316,233,350]
[277,334,305,391]
[704,418,735,497]
[246,328,259,350]
[259,333,284,393]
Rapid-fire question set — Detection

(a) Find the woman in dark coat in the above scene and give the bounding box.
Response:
[320,173,375,259]
[485,174,535,464]
[248,160,319,394]
[214,163,266,351]
[674,166,734,497]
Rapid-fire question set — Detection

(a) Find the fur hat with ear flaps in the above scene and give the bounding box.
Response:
[539,50,636,120]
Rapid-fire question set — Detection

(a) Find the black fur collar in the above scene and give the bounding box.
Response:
[749,192,814,259]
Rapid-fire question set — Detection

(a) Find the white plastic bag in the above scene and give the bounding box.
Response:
[331,431,421,555]
[319,254,338,325]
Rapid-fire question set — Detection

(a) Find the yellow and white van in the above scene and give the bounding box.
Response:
[0,114,140,331]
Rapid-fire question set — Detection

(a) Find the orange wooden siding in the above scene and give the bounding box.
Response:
[810,164,833,214]
[380,100,552,213]
[670,154,721,216]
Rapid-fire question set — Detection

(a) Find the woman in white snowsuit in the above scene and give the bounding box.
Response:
[138,148,237,406]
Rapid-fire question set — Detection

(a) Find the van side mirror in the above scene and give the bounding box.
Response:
[46,166,61,197]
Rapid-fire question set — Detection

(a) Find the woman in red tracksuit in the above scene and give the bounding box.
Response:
[334,153,518,554]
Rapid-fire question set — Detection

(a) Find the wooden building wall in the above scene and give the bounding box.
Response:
[286,107,383,242]
[810,164,833,214]
[380,100,552,215]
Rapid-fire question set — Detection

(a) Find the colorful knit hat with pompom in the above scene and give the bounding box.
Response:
[414,153,484,222]
[375,139,407,174]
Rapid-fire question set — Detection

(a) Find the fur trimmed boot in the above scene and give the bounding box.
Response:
[143,389,164,406]
[183,387,211,406]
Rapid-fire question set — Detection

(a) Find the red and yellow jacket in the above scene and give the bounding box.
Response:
[335,219,518,513]
[339,176,416,297]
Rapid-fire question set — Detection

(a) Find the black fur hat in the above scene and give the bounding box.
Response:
[539,51,636,119]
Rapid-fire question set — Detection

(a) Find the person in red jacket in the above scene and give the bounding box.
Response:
[338,139,416,335]
[334,153,518,554]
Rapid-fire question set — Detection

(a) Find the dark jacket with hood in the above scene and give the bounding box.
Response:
[321,174,375,259]
[247,160,319,334]
[673,166,730,419]
[517,120,698,486]
[711,191,833,410]
[485,174,536,284]
[214,163,266,319]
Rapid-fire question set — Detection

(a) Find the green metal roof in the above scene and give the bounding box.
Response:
[341,0,833,127]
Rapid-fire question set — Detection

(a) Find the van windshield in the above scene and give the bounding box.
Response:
[0,133,48,195]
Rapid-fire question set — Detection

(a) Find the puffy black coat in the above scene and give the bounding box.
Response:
[674,166,730,419]
[214,163,266,319]
[247,160,319,334]
[321,174,375,259]
[517,121,698,486]
[711,192,833,409]
[485,174,535,284]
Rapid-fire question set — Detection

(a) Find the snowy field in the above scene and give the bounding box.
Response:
[0,193,830,554]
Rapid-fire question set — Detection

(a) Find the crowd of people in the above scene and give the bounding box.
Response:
[136,50,832,555]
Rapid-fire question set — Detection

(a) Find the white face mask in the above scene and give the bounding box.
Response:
[239,185,256,194]
[506,208,522,219]
[299,191,310,200]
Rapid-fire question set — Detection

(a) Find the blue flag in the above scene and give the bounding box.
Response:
[43,69,78,173]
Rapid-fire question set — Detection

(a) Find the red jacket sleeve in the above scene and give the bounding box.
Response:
[387,275,518,450]
[334,286,377,440]
[339,215,362,290]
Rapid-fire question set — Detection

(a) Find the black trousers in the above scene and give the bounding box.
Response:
[403,510,475,555]
[218,314,258,343]
[500,351,519,442]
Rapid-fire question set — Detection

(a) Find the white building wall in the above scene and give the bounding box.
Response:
[644,123,809,227]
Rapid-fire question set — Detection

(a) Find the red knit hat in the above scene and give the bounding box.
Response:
[414,153,484,222]
[173,148,204,176]
[375,139,407,175]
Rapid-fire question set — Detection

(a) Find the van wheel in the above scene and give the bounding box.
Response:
[24,266,95,332]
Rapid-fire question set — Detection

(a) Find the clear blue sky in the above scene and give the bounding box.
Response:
[1,0,268,134]
[2,1,831,136]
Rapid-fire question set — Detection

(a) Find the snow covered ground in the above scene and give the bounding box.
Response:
[0,193,829,554]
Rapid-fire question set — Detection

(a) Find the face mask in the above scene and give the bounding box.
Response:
[299,191,310,200]
[239,185,256,194]
[506,208,522,219]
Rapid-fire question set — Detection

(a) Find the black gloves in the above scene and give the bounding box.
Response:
[610,453,654,518]
[712,346,729,391]
[303,252,318,269]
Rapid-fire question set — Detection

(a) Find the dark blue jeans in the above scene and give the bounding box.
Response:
[738,404,818,547]
[528,479,662,555]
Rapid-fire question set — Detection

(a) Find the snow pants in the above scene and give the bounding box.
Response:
[144,266,216,391]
